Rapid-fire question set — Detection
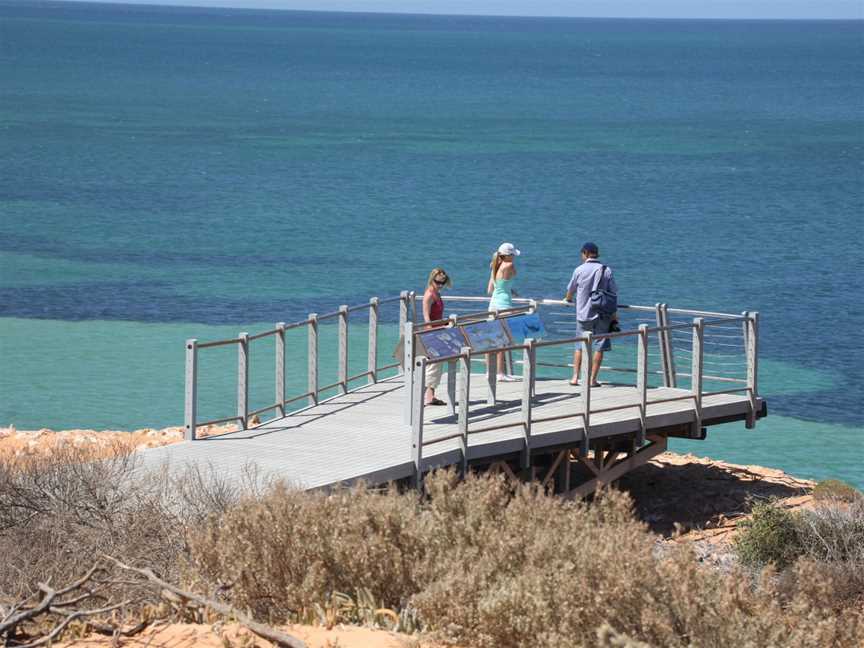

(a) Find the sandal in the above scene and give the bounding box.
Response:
[568,379,580,386]
[425,398,446,406]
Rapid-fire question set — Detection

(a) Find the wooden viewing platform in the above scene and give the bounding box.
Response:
[141,293,767,497]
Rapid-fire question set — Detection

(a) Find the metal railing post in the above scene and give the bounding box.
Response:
[409,291,418,324]
[746,311,759,428]
[636,324,648,446]
[184,339,198,441]
[237,332,249,429]
[368,297,379,383]
[338,305,349,394]
[691,318,704,437]
[580,332,592,455]
[520,338,535,471]
[403,321,415,424]
[275,322,286,417]
[412,356,427,489]
[458,346,471,476]
[307,314,319,406]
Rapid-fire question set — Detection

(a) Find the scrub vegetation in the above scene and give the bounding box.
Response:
[1,446,862,647]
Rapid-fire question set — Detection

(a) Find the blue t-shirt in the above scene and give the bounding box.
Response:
[566,259,617,321]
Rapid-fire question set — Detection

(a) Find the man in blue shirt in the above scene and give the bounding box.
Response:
[564,242,618,387]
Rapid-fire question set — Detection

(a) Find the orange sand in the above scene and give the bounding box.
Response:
[58,621,453,647]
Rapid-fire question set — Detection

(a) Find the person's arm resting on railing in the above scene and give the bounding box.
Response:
[564,269,578,303]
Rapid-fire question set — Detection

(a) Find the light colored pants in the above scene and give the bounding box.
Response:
[425,361,443,389]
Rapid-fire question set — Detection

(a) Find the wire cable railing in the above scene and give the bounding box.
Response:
[184,291,760,495]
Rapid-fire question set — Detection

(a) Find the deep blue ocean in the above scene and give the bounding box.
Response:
[0,1,862,485]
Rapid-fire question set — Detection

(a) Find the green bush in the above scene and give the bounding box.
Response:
[734,501,804,569]
[812,479,863,503]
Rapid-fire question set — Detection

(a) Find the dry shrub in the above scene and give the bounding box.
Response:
[797,498,864,563]
[0,444,255,606]
[733,498,864,611]
[812,479,862,503]
[186,481,425,622]
[187,471,864,648]
[412,474,861,648]
[788,499,864,609]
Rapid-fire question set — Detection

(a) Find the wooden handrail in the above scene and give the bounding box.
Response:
[184,292,757,456]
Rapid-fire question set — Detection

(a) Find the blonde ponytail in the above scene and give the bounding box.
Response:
[489,251,502,278]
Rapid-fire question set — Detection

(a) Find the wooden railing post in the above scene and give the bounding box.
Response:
[446,314,458,416]
[307,314,319,406]
[368,297,379,383]
[398,291,409,376]
[338,305,349,394]
[184,339,198,441]
[656,303,677,387]
[486,351,497,405]
[409,291,418,324]
[412,356,427,489]
[237,332,249,429]
[458,347,471,476]
[520,338,535,471]
[275,322,286,417]
[446,360,457,416]
[691,318,704,438]
[745,311,760,429]
[636,324,648,446]
[580,332,593,455]
[403,321,414,424]
[654,303,666,386]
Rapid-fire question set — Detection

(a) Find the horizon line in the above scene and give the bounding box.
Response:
[32,0,864,22]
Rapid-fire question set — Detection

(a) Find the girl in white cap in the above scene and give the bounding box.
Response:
[487,242,520,381]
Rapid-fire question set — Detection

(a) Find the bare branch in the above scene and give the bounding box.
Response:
[105,556,307,648]
[0,561,113,640]
[86,617,153,638]
[16,600,131,648]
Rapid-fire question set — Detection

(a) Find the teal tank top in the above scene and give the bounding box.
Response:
[490,278,514,310]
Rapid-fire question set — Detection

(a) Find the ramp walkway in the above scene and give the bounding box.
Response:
[141,293,766,497]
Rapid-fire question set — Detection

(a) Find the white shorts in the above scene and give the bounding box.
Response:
[425,360,443,389]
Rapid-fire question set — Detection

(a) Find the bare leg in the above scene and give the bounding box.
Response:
[496,351,506,377]
[591,351,604,385]
[571,348,582,383]
[425,386,435,404]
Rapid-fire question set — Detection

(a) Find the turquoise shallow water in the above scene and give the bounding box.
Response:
[0,2,861,486]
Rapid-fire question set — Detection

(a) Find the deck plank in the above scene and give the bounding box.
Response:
[140,374,760,489]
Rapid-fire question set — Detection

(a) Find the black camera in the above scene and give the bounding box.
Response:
[609,320,621,333]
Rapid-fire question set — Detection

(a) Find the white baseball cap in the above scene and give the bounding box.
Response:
[497,242,521,256]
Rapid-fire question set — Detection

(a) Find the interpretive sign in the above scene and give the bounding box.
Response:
[462,319,512,352]
[506,313,545,342]
[417,327,467,359]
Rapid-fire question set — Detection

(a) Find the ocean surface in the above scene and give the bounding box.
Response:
[0,1,862,486]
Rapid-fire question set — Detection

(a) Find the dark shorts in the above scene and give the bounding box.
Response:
[576,317,612,352]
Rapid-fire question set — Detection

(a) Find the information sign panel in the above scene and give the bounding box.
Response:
[462,319,512,352]
[506,313,545,342]
[418,327,467,359]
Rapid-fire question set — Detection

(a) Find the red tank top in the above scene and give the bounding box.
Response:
[427,290,444,322]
